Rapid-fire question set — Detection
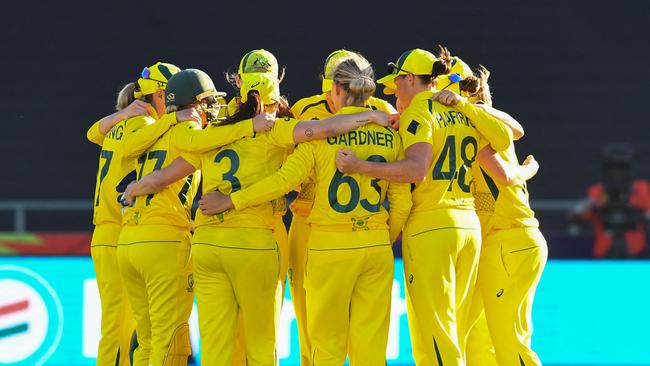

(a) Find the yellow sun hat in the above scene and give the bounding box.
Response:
[238,49,279,79]
[321,49,358,92]
[134,62,180,98]
[377,49,440,95]
[239,73,280,105]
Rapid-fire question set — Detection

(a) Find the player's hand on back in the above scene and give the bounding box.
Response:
[253,113,275,133]
[368,111,390,127]
[121,100,151,119]
[199,190,234,215]
[431,90,463,106]
[122,181,137,206]
[336,148,362,174]
[175,107,202,124]
[389,113,400,130]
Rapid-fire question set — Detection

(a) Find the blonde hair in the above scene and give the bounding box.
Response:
[115,82,137,111]
[474,65,492,106]
[331,54,375,106]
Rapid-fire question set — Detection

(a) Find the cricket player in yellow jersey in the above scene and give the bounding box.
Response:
[287,49,397,365]
[132,72,391,364]
[87,62,182,366]
[217,49,286,366]
[436,68,545,366]
[116,68,237,366]
[230,49,291,297]
[432,66,528,366]
[200,55,412,365]
[336,47,512,365]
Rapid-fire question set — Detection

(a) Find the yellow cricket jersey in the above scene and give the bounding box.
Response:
[289,94,398,216]
[402,91,512,228]
[231,106,411,247]
[88,114,173,227]
[476,139,539,232]
[193,117,300,231]
[120,121,202,237]
[471,159,497,232]
[226,97,239,118]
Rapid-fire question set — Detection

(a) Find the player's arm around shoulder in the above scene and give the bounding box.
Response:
[386,134,413,242]
[86,100,152,146]
[177,113,274,154]
[120,114,171,159]
[230,141,316,210]
[432,90,512,151]
[368,96,398,115]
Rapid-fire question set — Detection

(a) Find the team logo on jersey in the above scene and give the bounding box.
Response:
[351,215,371,231]
[408,274,414,284]
[0,266,63,365]
[406,120,420,135]
[496,289,504,298]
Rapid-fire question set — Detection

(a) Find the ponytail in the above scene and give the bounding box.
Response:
[115,82,137,111]
[332,56,376,107]
[415,45,453,86]
[432,45,453,78]
[223,90,264,125]
[459,76,480,95]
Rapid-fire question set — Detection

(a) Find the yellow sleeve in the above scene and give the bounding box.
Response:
[387,181,412,242]
[266,117,300,147]
[386,140,412,242]
[398,108,433,150]
[172,121,204,169]
[455,98,512,152]
[177,119,255,154]
[217,97,230,119]
[227,97,239,117]
[369,97,397,114]
[86,120,104,146]
[121,114,174,159]
[231,142,314,210]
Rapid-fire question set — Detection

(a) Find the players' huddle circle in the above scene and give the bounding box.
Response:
[88,46,547,366]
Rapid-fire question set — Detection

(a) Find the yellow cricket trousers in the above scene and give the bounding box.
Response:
[287,212,311,365]
[466,211,497,366]
[402,210,481,366]
[230,216,288,366]
[192,227,281,366]
[91,223,135,366]
[479,227,547,366]
[305,230,393,365]
[117,226,194,366]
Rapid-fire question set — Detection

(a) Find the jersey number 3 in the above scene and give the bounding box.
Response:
[215,149,241,193]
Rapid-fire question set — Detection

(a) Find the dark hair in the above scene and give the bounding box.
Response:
[459,76,480,95]
[221,90,293,126]
[415,45,453,85]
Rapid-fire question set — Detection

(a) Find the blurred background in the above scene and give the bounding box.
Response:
[1,1,649,365]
